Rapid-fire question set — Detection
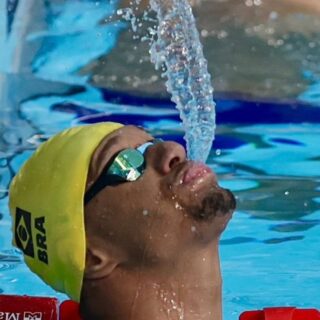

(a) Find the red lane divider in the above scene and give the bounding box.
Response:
[1,295,320,320]
[59,300,81,320]
[240,307,320,320]
[0,295,58,320]
[0,295,82,320]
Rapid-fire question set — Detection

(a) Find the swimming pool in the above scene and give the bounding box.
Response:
[0,1,320,319]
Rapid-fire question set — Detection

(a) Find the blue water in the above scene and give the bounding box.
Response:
[1,88,320,318]
[1,1,320,319]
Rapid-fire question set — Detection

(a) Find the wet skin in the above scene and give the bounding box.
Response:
[82,125,236,320]
[85,125,235,262]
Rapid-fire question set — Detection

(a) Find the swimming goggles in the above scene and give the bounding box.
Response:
[84,139,161,204]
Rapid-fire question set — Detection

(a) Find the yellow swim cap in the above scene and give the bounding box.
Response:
[9,122,123,302]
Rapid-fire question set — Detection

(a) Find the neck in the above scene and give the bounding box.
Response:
[81,245,223,320]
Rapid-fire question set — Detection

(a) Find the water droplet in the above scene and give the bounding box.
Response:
[245,0,253,6]
[201,29,209,38]
[175,202,183,210]
[269,11,278,20]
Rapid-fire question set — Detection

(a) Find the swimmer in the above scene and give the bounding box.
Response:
[9,122,236,320]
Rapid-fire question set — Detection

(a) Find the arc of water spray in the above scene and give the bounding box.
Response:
[149,0,216,163]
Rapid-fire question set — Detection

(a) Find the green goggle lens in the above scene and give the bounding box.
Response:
[107,148,145,181]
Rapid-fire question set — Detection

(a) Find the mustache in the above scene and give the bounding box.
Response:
[191,188,236,221]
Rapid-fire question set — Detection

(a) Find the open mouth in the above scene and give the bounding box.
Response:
[168,161,236,219]
[167,161,219,201]
[181,162,217,186]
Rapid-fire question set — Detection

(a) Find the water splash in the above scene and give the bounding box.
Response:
[149,0,216,162]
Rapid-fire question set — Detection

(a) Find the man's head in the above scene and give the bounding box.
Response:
[9,122,235,304]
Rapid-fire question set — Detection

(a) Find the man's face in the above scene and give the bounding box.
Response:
[84,126,236,266]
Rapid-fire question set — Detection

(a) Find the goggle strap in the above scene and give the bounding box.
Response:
[136,142,154,154]
[84,174,121,205]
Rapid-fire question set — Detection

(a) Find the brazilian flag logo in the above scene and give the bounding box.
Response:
[15,208,35,258]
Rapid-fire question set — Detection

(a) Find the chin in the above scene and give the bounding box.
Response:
[187,186,236,222]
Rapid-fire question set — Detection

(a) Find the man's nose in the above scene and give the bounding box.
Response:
[147,141,187,174]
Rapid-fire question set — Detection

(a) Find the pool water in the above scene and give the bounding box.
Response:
[1,1,320,319]
[1,87,319,319]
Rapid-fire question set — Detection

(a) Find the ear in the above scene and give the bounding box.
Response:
[84,246,118,280]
